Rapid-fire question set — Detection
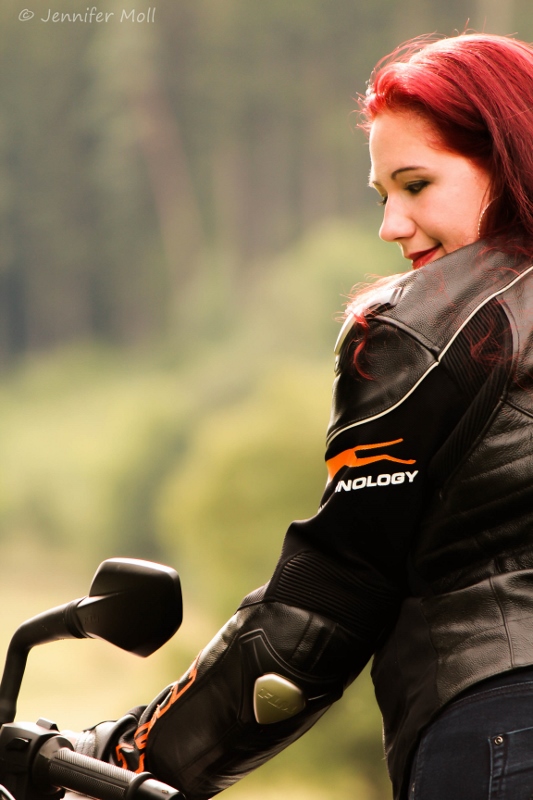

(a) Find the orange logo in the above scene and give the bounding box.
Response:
[326,438,416,482]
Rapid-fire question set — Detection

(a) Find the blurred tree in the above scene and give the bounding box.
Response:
[0,0,411,361]
[0,0,530,360]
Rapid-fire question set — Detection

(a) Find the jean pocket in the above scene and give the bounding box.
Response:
[489,725,533,800]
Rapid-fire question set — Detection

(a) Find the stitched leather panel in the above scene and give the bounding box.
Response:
[328,321,434,443]
[327,241,530,447]
[374,570,533,798]
[364,246,533,798]
[416,402,533,590]
[382,241,531,353]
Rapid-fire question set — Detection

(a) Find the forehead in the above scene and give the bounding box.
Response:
[369,111,443,181]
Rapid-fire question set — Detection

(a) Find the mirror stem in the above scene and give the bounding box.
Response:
[0,600,84,725]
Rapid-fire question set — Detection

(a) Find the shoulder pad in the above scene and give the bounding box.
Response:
[334,282,404,371]
[327,242,533,448]
[328,320,434,446]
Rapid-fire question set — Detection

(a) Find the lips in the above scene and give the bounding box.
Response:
[407,245,441,269]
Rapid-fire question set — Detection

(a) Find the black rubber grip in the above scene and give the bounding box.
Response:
[48,748,183,800]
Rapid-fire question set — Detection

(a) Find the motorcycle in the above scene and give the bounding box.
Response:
[0,557,186,800]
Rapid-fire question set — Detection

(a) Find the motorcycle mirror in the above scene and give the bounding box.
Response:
[0,558,182,724]
[74,557,183,657]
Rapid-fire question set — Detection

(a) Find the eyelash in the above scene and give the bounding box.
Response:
[376,180,429,206]
[406,180,429,195]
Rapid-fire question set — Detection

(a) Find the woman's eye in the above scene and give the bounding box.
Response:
[377,195,388,206]
[406,180,428,195]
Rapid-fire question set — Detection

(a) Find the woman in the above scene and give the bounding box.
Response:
[75,33,533,799]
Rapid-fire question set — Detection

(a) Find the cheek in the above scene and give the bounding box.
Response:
[437,189,484,242]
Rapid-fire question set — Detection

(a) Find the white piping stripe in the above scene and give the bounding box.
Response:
[326,361,440,444]
[439,264,533,360]
[326,263,533,447]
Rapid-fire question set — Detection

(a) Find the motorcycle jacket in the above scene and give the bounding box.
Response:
[76,241,533,800]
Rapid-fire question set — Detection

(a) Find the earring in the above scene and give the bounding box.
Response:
[477,197,498,238]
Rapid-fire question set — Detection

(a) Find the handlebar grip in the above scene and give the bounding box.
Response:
[47,747,184,800]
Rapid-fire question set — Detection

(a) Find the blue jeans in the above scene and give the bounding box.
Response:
[408,669,533,799]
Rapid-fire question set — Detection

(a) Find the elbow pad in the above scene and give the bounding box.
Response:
[125,600,364,800]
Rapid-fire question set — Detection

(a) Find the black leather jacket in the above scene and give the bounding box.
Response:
[367,242,533,796]
[77,241,533,800]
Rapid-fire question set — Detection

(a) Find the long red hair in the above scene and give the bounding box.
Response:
[345,33,533,377]
[360,33,533,254]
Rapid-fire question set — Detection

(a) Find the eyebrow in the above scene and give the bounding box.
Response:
[369,165,425,187]
[391,166,424,179]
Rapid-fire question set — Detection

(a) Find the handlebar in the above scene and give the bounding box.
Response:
[41,745,184,800]
[0,721,186,800]
[0,558,186,800]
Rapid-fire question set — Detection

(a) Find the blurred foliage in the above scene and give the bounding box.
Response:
[0,222,403,569]
[0,0,527,359]
[0,223,402,797]
[0,345,187,559]
[0,0,527,796]
[156,362,331,616]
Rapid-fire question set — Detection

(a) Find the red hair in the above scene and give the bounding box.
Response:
[359,33,533,255]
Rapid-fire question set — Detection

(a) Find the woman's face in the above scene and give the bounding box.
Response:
[369,111,492,269]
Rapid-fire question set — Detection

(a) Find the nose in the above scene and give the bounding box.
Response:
[378,198,416,243]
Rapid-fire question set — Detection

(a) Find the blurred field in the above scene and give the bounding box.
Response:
[0,4,524,796]
[0,224,402,799]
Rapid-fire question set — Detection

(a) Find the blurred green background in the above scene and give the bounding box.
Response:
[0,0,525,797]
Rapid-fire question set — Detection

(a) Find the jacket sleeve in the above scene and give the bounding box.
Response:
[74,312,478,799]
